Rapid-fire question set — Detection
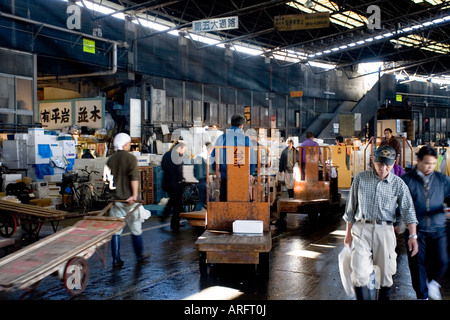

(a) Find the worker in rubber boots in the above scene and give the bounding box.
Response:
[343,145,418,300]
[103,133,150,269]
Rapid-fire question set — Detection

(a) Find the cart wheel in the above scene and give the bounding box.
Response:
[64,257,90,296]
[0,213,17,237]
[78,185,93,213]
[21,220,42,238]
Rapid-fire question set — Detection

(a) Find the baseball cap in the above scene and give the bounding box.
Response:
[374,145,396,166]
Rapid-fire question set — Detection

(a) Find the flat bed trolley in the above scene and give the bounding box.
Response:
[0,202,132,296]
[0,200,68,239]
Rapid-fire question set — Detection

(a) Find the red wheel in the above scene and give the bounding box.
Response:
[63,257,90,296]
[0,213,17,237]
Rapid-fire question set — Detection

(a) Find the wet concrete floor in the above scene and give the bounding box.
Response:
[1,192,450,303]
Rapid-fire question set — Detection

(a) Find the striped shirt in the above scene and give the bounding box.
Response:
[343,169,418,225]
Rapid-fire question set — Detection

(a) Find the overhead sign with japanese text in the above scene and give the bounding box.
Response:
[39,98,104,129]
[75,99,103,128]
[150,88,166,123]
[274,13,330,31]
[39,101,72,130]
[192,16,239,33]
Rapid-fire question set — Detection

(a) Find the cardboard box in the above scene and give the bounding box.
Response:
[29,198,52,207]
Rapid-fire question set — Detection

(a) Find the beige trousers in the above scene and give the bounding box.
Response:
[284,171,294,189]
[350,221,398,287]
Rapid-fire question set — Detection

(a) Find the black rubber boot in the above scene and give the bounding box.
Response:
[288,189,294,198]
[354,286,370,300]
[131,235,150,264]
[111,235,124,269]
[378,286,392,300]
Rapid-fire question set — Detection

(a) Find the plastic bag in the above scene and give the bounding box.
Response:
[338,245,355,299]
[50,156,69,169]
[139,206,151,222]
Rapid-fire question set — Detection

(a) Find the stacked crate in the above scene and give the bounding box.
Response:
[138,166,153,205]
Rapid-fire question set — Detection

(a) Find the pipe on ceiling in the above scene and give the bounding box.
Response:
[0,11,123,80]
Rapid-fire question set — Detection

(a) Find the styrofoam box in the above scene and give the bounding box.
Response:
[3,140,27,162]
[27,132,56,146]
[232,220,263,235]
[27,144,62,164]
[44,174,62,183]
[59,140,76,159]
[14,133,29,141]
[136,155,150,166]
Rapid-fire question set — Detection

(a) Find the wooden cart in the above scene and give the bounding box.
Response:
[195,145,272,275]
[0,202,130,296]
[276,146,339,222]
[0,200,68,239]
[0,199,111,239]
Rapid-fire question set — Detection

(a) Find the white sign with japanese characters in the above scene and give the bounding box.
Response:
[39,98,104,129]
[39,101,73,129]
[191,16,239,33]
[75,99,103,129]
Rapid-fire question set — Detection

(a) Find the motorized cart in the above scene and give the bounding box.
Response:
[0,202,133,296]
[195,145,272,275]
[276,146,339,222]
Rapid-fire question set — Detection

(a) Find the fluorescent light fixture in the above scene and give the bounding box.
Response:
[309,61,336,69]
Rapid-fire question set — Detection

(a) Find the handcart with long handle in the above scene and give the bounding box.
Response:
[0,201,140,296]
[0,199,113,239]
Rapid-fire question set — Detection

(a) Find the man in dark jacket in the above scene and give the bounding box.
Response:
[194,142,211,211]
[401,145,450,300]
[279,137,298,198]
[160,141,187,231]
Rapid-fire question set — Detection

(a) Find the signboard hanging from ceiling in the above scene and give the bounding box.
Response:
[274,13,330,31]
[192,16,239,32]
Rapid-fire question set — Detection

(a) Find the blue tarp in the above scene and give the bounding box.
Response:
[37,144,53,158]
[33,164,54,179]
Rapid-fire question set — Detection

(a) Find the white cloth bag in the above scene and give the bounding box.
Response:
[139,206,151,222]
[338,245,355,298]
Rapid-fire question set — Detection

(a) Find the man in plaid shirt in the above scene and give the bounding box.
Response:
[343,145,418,300]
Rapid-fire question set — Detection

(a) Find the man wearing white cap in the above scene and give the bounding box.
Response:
[103,132,149,269]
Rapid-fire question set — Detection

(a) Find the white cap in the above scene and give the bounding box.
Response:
[113,133,131,151]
